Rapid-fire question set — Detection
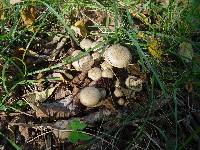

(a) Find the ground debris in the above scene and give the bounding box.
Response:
[35,95,81,118]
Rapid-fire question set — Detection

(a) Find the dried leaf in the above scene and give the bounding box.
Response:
[35,95,81,118]
[100,99,116,112]
[52,128,71,140]
[71,20,87,37]
[185,82,193,93]
[127,63,142,76]
[20,5,36,32]
[132,12,150,26]
[24,86,57,106]
[19,126,29,141]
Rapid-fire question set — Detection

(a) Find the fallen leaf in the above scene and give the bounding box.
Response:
[52,128,71,140]
[19,126,29,141]
[71,20,87,37]
[20,5,36,32]
[35,95,81,118]
[100,98,116,112]
[185,82,193,93]
[132,12,150,26]
[24,86,58,109]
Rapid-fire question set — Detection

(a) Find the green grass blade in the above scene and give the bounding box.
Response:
[0,132,22,150]
[127,30,168,98]
[38,1,78,45]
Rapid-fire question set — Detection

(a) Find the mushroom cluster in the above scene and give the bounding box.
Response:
[70,38,144,108]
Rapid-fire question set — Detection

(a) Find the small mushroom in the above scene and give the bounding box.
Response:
[104,44,132,68]
[114,87,123,97]
[118,98,125,106]
[125,75,143,92]
[115,79,120,88]
[102,69,114,79]
[92,51,101,60]
[80,38,93,50]
[88,67,102,81]
[79,87,101,107]
[71,50,94,71]
[100,61,113,70]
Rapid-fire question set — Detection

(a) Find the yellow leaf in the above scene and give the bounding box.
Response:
[147,37,163,59]
[71,20,87,37]
[20,5,36,32]
[132,12,150,26]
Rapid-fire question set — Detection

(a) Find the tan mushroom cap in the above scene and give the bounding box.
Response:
[88,67,102,81]
[104,44,132,68]
[102,69,114,78]
[114,87,123,97]
[100,61,113,70]
[71,50,94,71]
[118,98,125,106]
[125,75,143,92]
[80,38,93,50]
[79,87,101,107]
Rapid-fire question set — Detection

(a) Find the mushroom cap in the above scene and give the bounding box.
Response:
[71,50,94,71]
[125,76,143,92]
[114,87,123,97]
[104,44,132,68]
[79,87,101,107]
[92,51,101,60]
[88,67,102,81]
[100,61,113,70]
[118,98,125,106]
[80,38,93,49]
[102,69,114,78]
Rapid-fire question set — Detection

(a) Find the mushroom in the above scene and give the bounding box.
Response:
[115,79,120,88]
[80,38,93,50]
[102,69,114,79]
[118,98,125,106]
[88,67,102,81]
[114,87,123,97]
[92,51,101,60]
[104,44,132,68]
[79,87,101,107]
[100,61,113,70]
[125,75,143,92]
[71,50,94,71]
